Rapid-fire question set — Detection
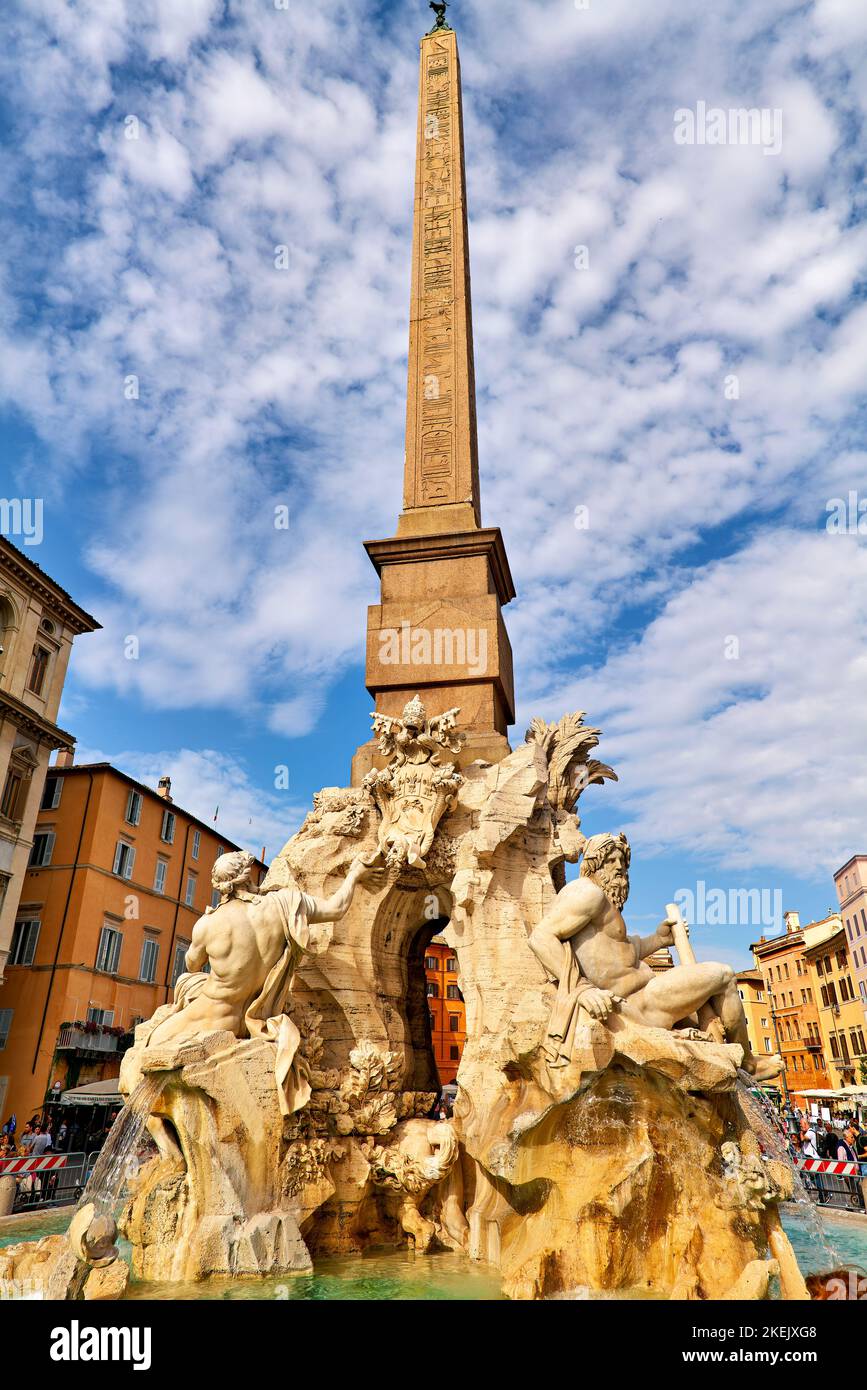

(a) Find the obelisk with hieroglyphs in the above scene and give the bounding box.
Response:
[352,9,516,782]
[403,13,479,527]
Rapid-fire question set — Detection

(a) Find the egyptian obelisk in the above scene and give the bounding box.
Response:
[352,5,515,781]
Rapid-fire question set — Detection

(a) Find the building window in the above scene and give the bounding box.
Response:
[760,1017,768,1028]
[112,841,136,880]
[95,925,122,974]
[9,919,40,966]
[29,831,55,867]
[171,941,189,989]
[184,874,196,907]
[446,957,458,972]
[764,1037,772,1053]
[27,645,50,696]
[426,981,439,998]
[449,1014,460,1032]
[41,775,62,810]
[139,938,159,984]
[86,1006,114,1027]
[210,888,220,908]
[191,829,200,861]
[1,769,24,821]
[756,990,764,1001]
[446,984,462,1000]
[449,1046,460,1060]
[125,789,142,826]
[154,859,168,894]
[160,809,176,844]
[429,1012,436,1030]
[0,1009,13,1049]
[424,955,437,971]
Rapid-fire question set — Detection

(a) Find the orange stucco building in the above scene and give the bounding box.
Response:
[424,937,465,1085]
[751,910,836,1105]
[0,756,263,1125]
[803,924,867,1089]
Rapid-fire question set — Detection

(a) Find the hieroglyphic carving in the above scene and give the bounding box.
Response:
[419,38,456,503]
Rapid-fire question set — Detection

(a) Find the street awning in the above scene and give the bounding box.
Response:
[58,1078,123,1107]
[791,1088,863,1101]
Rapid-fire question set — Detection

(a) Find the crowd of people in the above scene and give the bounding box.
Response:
[0,1111,119,1208]
[1,1113,115,1159]
[789,1112,867,1165]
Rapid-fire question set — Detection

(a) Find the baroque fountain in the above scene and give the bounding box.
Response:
[3,697,807,1302]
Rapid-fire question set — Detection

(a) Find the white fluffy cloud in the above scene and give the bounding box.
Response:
[529,530,867,876]
[3,0,867,876]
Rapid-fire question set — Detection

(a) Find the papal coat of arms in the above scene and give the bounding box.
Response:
[362,695,464,871]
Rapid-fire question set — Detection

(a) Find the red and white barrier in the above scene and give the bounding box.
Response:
[0,1155,67,1176]
[798,1157,862,1177]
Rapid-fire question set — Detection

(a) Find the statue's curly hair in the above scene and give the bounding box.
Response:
[211,850,256,897]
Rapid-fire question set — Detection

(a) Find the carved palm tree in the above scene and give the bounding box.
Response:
[525,711,617,813]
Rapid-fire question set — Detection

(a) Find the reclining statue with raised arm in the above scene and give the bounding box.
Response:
[528,832,783,1080]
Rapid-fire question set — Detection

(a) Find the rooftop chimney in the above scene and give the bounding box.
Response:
[157,775,173,802]
[54,747,74,768]
[784,910,800,933]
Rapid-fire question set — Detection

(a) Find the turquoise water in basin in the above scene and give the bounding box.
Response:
[780,1206,867,1276]
[124,1250,505,1301]
[3,1203,866,1298]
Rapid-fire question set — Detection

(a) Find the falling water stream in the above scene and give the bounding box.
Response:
[44,1076,167,1298]
[77,1074,165,1218]
[735,1080,842,1270]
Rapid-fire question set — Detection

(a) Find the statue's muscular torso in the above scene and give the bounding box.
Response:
[543,878,653,997]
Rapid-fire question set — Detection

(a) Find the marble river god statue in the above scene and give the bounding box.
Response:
[528,831,783,1082]
[142,848,379,1115]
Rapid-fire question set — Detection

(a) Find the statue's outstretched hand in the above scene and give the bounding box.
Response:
[580,987,616,1020]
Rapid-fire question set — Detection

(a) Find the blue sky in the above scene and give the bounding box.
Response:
[2,0,867,970]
